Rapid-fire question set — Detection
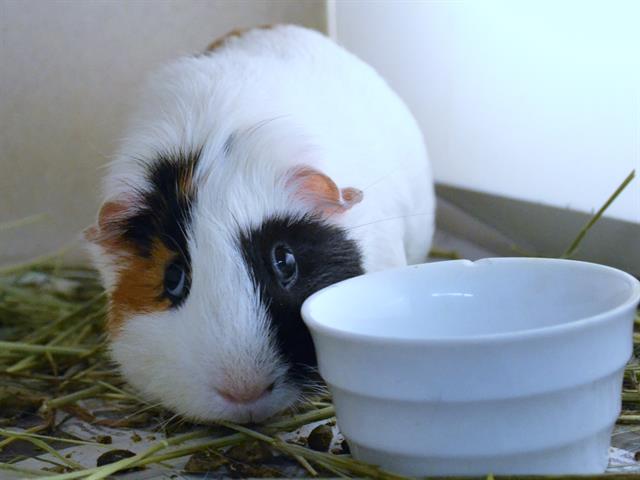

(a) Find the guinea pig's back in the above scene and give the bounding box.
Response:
[110,25,434,270]
[214,25,434,269]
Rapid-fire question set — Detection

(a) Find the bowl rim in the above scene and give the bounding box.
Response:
[300,257,640,346]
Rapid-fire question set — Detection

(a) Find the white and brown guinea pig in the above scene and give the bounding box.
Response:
[85,25,434,423]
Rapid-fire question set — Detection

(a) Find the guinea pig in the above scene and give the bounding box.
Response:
[85,25,434,423]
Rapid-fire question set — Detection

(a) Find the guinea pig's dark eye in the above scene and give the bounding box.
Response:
[164,261,188,305]
[271,243,298,289]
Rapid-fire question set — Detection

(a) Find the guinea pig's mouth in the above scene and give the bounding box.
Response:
[202,378,301,424]
[288,364,325,391]
[214,383,274,407]
[217,404,272,424]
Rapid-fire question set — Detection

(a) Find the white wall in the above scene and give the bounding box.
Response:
[333,0,639,224]
[0,0,326,264]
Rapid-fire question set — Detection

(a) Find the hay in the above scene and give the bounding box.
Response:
[0,261,405,478]
[0,253,409,478]
[0,170,636,478]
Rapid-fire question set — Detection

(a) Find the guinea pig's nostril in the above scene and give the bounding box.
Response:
[216,382,274,405]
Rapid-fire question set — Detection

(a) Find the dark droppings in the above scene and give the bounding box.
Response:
[95,435,112,445]
[226,440,272,463]
[183,450,227,473]
[306,423,334,451]
[96,449,144,473]
[183,443,282,477]
[226,462,283,478]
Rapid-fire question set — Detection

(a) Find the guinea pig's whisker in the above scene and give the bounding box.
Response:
[305,383,330,397]
[242,115,292,139]
[322,163,415,223]
[125,401,164,420]
[360,167,405,192]
[154,414,175,431]
[291,366,329,404]
[155,412,183,432]
[345,212,434,232]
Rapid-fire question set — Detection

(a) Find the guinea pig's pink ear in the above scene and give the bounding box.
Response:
[287,166,363,216]
[84,197,135,248]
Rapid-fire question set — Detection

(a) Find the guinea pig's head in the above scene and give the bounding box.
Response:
[86,132,364,423]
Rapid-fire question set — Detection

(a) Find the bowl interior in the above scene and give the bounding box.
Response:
[302,259,638,340]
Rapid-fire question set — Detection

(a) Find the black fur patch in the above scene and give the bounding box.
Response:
[122,151,199,304]
[240,215,364,379]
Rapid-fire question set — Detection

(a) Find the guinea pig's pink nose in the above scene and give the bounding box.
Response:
[216,382,275,404]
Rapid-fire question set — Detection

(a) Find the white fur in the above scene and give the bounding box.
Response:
[90,25,434,422]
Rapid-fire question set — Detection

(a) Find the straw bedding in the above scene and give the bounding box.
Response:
[0,171,637,479]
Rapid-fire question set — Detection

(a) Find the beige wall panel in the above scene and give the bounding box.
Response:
[0,0,326,265]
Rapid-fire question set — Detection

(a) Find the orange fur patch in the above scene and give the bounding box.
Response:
[205,24,275,52]
[87,156,199,336]
[108,240,174,335]
[178,163,197,197]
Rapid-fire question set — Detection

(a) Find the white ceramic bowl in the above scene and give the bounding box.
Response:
[301,258,640,476]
